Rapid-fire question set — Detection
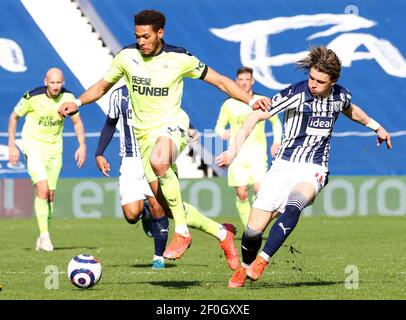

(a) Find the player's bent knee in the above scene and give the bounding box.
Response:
[122,204,143,224]
[124,216,137,224]
[149,152,170,174]
[123,212,142,224]
[148,201,166,219]
[235,187,249,201]
[151,162,170,177]
[270,211,281,220]
[236,193,249,201]
[244,224,263,240]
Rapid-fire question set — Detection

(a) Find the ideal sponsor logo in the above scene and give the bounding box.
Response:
[308,116,334,129]
[306,116,334,136]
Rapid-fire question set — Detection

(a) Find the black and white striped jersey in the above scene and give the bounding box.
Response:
[108,85,139,158]
[268,80,352,169]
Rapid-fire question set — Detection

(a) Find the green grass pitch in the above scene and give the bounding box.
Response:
[1,216,406,300]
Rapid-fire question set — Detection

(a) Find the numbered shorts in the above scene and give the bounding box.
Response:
[253,159,328,214]
[228,158,268,187]
[25,151,62,190]
[138,125,188,183]
[119,156,154,206]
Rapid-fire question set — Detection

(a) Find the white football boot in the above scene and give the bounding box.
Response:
[35,236,42,251]
[37,232,54,251]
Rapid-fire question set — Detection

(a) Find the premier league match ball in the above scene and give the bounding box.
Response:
[67,254,102,289]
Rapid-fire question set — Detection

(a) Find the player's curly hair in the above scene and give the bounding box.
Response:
[297,46,342,81]
[134,10,166,32]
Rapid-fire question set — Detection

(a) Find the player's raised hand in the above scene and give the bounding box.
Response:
[96,155,110,177]
[215,149,237,168]
[8,145,20,166]
[270,143,281,158]
[75,144,86,168]
[58,102,78,118]
[250,97,271,112]
[376,126,392,149]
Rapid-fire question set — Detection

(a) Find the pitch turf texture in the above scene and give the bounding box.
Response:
[1,216,406,300]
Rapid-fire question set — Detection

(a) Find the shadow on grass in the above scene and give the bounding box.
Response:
[253,280,341,289]
[147,280,202,289]
[23,246,99,251]
[107,263,178,269]
[99,280,201,289]
[54,246,99,251]
[131,263,209,268]
[132,263,177,269]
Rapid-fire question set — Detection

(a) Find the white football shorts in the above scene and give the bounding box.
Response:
[253,159,328,214]
[119,156,153,206]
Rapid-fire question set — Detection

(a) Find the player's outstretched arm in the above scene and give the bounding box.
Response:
[94,116,119,177]
[342,103,393,149]
[203,67,271,111]
[375,126,392,149]
[8,111,21,166]
[216,110,271,168]
[71,114,86,168]
[95,156,110,177]
[270,143,281,158]
[58,79,115,118]
[269,114,283,157]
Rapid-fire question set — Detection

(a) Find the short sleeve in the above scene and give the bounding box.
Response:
[181,53,207,79]
[214,101,231,137]
[271,85,295,109]
[13,94,30,117]
[104,53,124,84]
[107,89,121,119]
[341,88,352,110]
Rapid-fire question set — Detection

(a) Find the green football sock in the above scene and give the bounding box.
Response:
[34,197,49,234]
[236,197,251,226]
[183,202,221,238]
[157,168,188,228]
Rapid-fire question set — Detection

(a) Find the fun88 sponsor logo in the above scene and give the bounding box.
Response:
[306,116,334,136]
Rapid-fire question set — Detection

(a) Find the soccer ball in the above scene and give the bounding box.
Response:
[67,254,102,289]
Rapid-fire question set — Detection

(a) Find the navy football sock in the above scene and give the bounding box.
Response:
[262,192,307,258]
[151,216,169,257]
[241,225,263,265]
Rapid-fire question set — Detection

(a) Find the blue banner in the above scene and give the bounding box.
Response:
[1,0,405,177]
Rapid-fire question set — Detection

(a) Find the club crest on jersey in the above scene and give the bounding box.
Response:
[306,116,334,137]
[272,93,282,104]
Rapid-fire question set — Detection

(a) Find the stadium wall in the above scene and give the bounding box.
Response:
[1,176,405,218]
[0,0,405,221]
